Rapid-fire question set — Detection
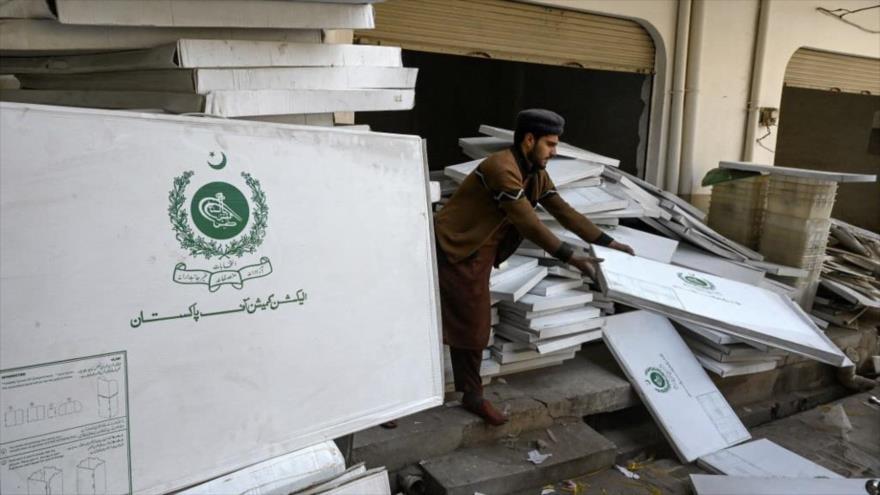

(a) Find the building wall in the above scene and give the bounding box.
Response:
[528,0,880,203]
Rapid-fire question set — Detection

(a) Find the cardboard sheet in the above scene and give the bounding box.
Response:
[594,245,850,367]
[0,103,442,494]
[603,311,750,462]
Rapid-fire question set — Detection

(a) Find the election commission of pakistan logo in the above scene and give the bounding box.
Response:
[677,272,716,291]
[645,367,670,393]
[168,152,272,291]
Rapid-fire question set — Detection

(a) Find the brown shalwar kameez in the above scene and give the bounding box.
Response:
[434,146,613,400]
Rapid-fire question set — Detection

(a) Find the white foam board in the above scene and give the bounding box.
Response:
[594,245,850,367]
[528,276,583,297]
[180,442,345,495]
[490,266,548,302]
[489,255,539,286]
[478,125,620,167]
[695,355,778,378]
[0,20,323,55]
[444,156,603,187]
[485,350,577,377]
[672,244,765,285]
[603,311,750,462]
[2,40,402,74]
[720,161,877,183]
[503,317,605,340]
[0,103,442,494]
[689,475,867,495]
[0,0,54,18]
[697,439,842,478]
[503,306,601,330]
[535,329,602,354]
[503,290,593,312]
[53,0,375,29]
[18,67,418,92]
[491,346,580,364]
[0,88,415,116]
[546,187,627,215]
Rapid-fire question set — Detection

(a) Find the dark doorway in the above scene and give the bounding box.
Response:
[356,50,652,177]
[775,86,880,232]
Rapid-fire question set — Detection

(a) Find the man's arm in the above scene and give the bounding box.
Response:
[499,199,603,276]
[540,193,635,255]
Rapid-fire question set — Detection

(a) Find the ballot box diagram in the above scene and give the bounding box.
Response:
[1,353,132,494]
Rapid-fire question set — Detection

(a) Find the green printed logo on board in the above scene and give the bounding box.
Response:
[645,367,670,393]
[677,272,716,291]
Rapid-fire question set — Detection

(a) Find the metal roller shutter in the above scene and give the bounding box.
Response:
[784,48,880,95]
[355,0,655,74]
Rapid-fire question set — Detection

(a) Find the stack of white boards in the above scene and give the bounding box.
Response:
[0,39,416,118]
[0,103,442,494]
[603,310,751,462]
[181,442,346,495]
[293,463,391,495]
[696,438,841,478]
[0,0,374,54]
[676,322,788,378]
[491,279,604,375]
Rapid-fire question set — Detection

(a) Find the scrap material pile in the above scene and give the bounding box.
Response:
[0,0,415,121]
[438,125,877,386]
[440,128,876,493]
[815,219,880,326]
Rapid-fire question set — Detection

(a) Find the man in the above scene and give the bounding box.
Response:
[434,109,634,426]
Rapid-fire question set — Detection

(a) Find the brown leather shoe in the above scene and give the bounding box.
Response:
[463,398,508,426]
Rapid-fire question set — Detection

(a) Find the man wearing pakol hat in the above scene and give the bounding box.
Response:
[434,109,635,426]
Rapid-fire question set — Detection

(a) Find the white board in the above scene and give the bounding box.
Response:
[593,245,850,367]
[689,475,868,495]
[719,160,877,183]
[672,244,765,285]
[53,0,375,29]
[443,157,603,187]
[695,355,778,378]
[603,310,750,462]
[478,124,620,167]
[697,439,842,479]
[180,442,345,495]
[0,103,442,494]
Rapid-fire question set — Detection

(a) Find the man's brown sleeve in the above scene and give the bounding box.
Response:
[499,198,566,256]
[539,193,614,246]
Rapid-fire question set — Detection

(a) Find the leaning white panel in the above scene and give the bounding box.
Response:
[697,438,841,479]
[0,103,442,494]
[593,245,850,367]
[602,310,750,462]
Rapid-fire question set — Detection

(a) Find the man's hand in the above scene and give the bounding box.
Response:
[609,240,635,256]
[568,254,604,279]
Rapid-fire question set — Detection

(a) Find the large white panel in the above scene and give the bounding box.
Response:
[0,103,442,494]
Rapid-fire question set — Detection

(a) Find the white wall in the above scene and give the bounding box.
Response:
[528,0,880,200]
[748,0,880,166]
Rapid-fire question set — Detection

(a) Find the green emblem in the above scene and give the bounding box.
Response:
[645,367,670,393]
[169,170,268,259]
[677,272,716,291]
[191,182,249,240]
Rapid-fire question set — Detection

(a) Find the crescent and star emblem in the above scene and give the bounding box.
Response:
[207,151,227,170]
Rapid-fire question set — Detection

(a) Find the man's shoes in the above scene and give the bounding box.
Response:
[463,398,508,426]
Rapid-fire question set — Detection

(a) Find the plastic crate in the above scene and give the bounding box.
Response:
[759,212,831,266]
[766,176,837,220]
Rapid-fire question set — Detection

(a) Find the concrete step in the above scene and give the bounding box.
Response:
[419,420,616,495]
[351,343,637,479]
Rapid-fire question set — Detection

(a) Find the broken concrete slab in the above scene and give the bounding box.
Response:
[420,421,615,495]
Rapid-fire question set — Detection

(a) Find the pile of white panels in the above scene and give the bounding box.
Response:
[0,2,415,120]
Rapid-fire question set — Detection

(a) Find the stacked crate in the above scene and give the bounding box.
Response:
[759,176,838,308]
[708,176,768,250]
